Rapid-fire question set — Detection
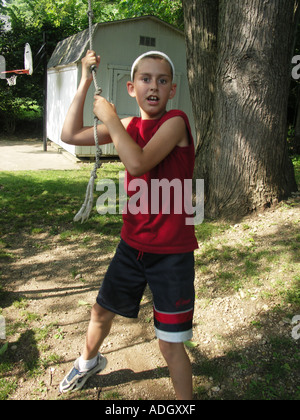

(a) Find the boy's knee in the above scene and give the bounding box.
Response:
[91,303,115,324]
[159,340,183,360]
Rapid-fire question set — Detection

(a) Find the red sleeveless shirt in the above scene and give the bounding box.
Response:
[121,110,199,254]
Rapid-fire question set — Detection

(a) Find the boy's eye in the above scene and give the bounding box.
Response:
[140,77,168,84]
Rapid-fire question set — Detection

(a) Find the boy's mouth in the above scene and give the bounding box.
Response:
[147,95,159,103]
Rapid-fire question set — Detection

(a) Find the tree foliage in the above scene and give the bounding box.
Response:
[117,0,183,29]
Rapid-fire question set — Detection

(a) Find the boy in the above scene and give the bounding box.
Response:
[59,50,198,400]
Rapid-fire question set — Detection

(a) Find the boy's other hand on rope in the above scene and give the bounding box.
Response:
[94,95,117,125]
[82,50,100,82]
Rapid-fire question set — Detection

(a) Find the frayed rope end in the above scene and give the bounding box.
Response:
[73,175,96,224]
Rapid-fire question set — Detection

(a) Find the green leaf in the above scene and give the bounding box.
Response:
[78,300,91,306]
[0,342,8,356]
[184,341,199,348]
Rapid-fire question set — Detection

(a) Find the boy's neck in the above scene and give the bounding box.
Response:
[140,108,168,121]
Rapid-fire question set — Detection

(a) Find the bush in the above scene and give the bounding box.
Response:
[0,86,41,135]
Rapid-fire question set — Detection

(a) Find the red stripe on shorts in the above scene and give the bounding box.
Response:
[153,307,193,325]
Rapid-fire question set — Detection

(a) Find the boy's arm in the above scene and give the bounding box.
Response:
[93,96,189,177]
[61,78,109,146]
[61,51,130,146]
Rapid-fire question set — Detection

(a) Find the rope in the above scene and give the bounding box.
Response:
[74,0,103,223]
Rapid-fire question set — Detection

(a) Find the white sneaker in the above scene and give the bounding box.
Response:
[59,353,107,393]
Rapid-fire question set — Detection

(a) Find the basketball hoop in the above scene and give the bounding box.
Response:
[0,43,33,84]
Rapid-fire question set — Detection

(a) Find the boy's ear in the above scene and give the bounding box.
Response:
[169,83,177,100]
[127,81,136,98]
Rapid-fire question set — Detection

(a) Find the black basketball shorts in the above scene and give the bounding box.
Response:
[96,239,195,343]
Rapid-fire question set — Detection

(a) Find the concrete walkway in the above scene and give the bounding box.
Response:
[0,140,82,171]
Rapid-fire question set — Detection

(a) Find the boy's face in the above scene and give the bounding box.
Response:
[127,58,177,120]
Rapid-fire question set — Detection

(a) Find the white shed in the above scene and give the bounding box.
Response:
[47,16,195,158]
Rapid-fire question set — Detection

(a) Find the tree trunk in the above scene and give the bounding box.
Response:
[183,0,218,152]
[293,87,300,154]
[183,0,298,221]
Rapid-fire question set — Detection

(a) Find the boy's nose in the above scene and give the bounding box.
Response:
[150,80,158,91]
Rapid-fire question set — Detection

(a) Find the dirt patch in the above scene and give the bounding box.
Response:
[1,228,177,400]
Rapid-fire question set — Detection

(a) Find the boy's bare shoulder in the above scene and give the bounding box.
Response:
[121,117,135,130]
[159,115,190,148]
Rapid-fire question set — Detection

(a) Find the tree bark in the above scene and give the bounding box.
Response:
[293,87,300,154]
[183,0,218,152]
[183,0,299,221]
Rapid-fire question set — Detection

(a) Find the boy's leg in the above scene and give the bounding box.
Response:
[59,303,114,393]
[159,340,193,400]
[145,251,195,399]
[82,302,115,361]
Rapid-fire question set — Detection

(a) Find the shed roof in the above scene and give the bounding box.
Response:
[48,16,184,70]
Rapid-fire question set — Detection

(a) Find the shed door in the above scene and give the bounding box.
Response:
[109,66,140,118]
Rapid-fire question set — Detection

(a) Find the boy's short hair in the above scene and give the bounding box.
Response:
[131,51,175,81]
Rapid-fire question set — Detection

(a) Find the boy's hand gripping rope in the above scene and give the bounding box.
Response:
[74,0,103,223]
